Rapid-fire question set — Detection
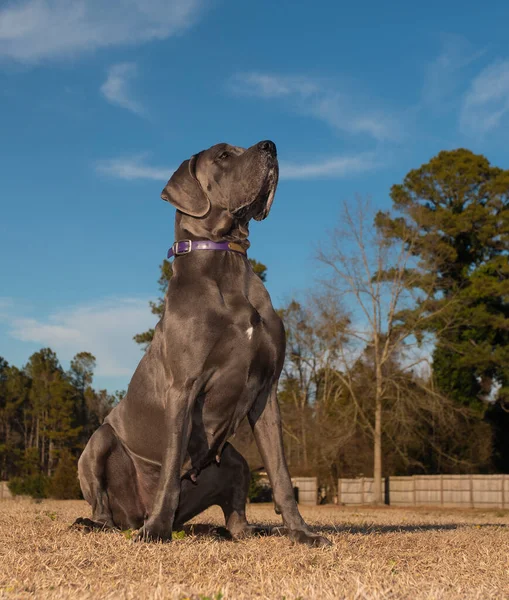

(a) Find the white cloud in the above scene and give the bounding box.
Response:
[8,298,156,377]
[96,151,379,182]
[0,0,206,63]
[96,154,172,180]
[0,297,14,319]
[230,73,320,99]
[460,59,509,136]
[230,72,402,142]
[100,62,144,116]
[422,34,484,108]
[280,153,381,180]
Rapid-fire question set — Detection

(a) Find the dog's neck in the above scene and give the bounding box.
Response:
[175,207,251,250]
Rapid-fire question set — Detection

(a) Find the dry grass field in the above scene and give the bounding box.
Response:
[0,499,508,599]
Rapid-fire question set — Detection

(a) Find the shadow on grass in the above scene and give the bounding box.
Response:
[310,522,509,535]
[182,521,509,538]
[70,518,507,541]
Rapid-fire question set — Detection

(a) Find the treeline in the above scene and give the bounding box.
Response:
[0,349,120,497]
[275,301,508,487]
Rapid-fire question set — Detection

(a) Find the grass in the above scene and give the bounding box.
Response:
[0,499,508,599]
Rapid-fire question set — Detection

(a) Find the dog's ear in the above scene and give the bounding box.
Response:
[161,154,210,217]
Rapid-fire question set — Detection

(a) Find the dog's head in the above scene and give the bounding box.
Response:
[161,141,279,230]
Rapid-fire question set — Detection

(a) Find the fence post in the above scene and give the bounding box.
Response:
[469,474,474,508]
[440,475,444,506]
[338,479,342,505]
[503,475,507,509]
[413,476,416,506]
[361,477,365,504]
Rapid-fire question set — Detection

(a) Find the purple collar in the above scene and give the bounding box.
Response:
[167,239,247,259]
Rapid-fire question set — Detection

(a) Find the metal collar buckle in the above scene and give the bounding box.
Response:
[173,239,192,256]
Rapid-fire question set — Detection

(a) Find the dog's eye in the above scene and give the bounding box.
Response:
[218,151,230,160]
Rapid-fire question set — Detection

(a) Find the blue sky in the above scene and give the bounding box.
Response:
[1,0,509,392]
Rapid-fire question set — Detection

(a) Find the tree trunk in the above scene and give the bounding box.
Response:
[41,430,45,472]
[373,363,383,504]
[27,420,32,449]
[301,406,308,470]
[48,439,54,477]
[373,396,382,503]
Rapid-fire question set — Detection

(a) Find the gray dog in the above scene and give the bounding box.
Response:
[76,140,330,547]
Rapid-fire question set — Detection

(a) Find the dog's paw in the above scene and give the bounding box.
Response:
[289,529,332,547]
[134,521,172,543]
[71,517,116,533]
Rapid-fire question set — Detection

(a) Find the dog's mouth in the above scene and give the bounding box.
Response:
[230,160,279,222]
[252,166,278,221]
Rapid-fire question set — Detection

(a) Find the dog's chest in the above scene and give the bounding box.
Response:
[240,302,284,372]
[191,303,283,448]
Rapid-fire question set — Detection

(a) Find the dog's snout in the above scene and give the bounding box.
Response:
[258,140,277,156]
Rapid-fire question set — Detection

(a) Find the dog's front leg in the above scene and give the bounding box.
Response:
[136,386,196,542]
[249,385,331,547]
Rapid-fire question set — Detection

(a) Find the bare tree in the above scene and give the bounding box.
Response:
[278,300,351,476]
[316,196,462,503]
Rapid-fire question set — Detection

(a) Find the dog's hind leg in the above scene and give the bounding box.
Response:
[77,424,116,529]
[76,423,145,531]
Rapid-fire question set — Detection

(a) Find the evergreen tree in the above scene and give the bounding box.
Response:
[376,149,509,413]
[69,352,97,443]
[49,449,81,499]
[24,349,81,476]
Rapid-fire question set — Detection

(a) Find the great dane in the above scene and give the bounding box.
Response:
[76,140,330,547]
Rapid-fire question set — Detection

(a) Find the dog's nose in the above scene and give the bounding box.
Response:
[258,140,277,156]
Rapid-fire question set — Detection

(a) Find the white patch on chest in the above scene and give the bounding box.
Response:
[246,326,254,340]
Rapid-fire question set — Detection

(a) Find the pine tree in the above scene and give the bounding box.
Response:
[69,352,97,444]
[376,149,509,412]
[49,449,81,499]
[24,349,81,476]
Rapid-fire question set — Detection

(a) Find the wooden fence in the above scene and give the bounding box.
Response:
[338,475,509,508]
[291,477,317,505]
[4,474,507,507]
[257,474,318,505]
[338,477,386,505]
[0,481,13,500]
